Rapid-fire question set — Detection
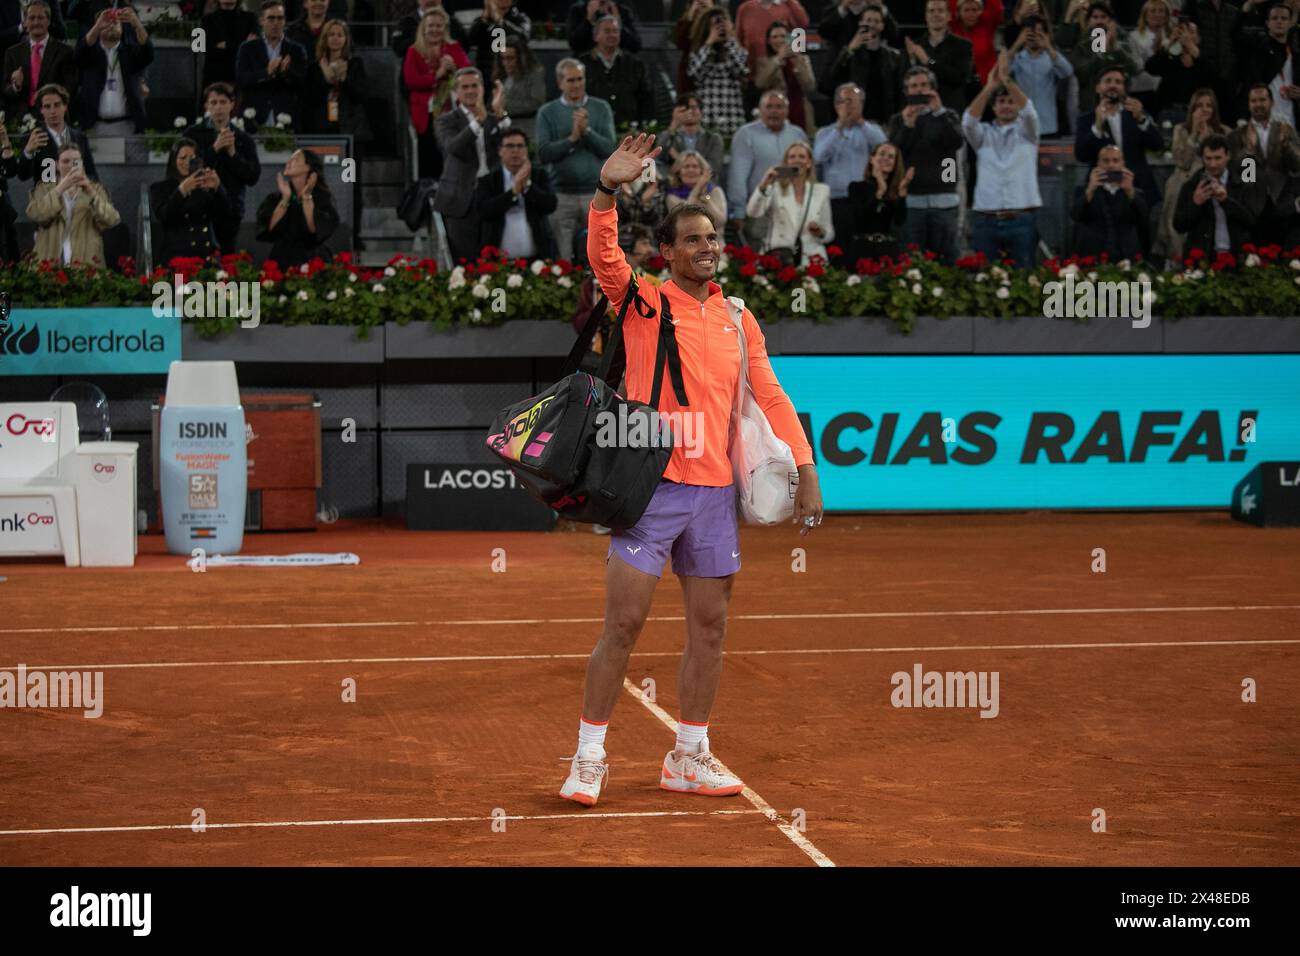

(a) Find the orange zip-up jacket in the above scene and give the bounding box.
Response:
[587,201,814,487]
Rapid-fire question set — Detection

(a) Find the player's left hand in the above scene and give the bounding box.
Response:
[793,464,823,535]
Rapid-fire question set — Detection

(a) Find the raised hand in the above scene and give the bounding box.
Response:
[599,133,661,186]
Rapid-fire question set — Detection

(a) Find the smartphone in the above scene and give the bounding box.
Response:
[905,93,930,106]
[1103,91,1123,104]
[774,165,800,178]
[71,158,82,170]
[191,158,206,173]
[1103,169,1124,183]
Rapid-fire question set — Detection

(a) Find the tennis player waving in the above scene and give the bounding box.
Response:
[560,134,824,807]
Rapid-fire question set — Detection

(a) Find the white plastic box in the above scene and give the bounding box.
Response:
[75,441,139,567]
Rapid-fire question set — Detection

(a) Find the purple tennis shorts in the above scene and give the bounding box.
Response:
[608,480,740,579]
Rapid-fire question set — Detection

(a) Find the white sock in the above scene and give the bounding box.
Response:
[578,716,608,753]
[675,720,708,756]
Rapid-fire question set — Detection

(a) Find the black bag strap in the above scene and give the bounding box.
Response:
[650,295,689,408]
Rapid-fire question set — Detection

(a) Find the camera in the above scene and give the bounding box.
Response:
[1103,169,1124,183]
[905,93,930,106]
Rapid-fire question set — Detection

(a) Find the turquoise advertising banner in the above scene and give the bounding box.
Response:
[0,309,180,375]
[771,355,1300,509]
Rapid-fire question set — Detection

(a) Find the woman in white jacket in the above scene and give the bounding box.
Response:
[744,141,832,265]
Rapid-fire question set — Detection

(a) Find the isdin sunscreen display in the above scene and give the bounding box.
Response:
[159,361,247,555]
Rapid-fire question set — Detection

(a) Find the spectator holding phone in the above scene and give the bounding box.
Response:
[1009,10,1073,135]
[753,20,817,135]
[1074,67,1164,206]
[844,140,912,261]
[1153,88,1228,263]
[727,90,808,246]
[184,82,262,254]
[150,137,226,262]
[74,3,154,136]
[827,4,906,124]
[1173,134,1262,258]
[814,83,887,243]
[17,83,96,182]
[887,65,964,263]
[687,5,750,136]
[745,140,834,264]
[26,143,120,266]
[1240,2,1300,129]
[1071,143,1149,259]
[656,92,724,183]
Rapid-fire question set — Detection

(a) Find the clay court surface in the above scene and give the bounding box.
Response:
[1,512,1297,867]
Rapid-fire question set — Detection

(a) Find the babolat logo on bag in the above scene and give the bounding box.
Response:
[487,394,556,462]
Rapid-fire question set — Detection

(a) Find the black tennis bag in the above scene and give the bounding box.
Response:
[484,276,690,529]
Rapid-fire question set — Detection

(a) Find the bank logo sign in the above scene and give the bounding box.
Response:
[770,355,1300,509]
[0,308,180,375]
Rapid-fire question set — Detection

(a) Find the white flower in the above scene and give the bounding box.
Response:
[471,282,490,298]
[448,271,466,291]
[348,272,357,283]
[1245,254,1261,268]
[975,272,988,282]
[1161,120,1172,128]
[506,273,523,288]
[1086,271,1098,282]
[173,116,187,128]
[755,275,770,287]
[802,276,820,293]
[897,278,907,288]
[384,267,396,277]
[277,113,291,126]
[326,290,337,300]
[244,108,257,119]
[300,263,309,274]
[550,265,562,276]
[846,274,862,286]
[1027,274,1041,288]
[557,276,574,288]
[1191,269,1204,280]
[231,117,245,130]
[991,266,1008,282]
[278,294,287,304]
[296,290,309,301]
[372,282,386,293]
[996,286,1010,299]
[906,268,921,280]
[1290,259,1300,270]
[1294,275,1300,286]
[215,269,228,280]
[931,286,943,298]
[470,308,484,323]
[530,260,546,275]
[344,286,355,297]
[261,279,274,289]
[911,283,922,295]
[1059,264,1080,277]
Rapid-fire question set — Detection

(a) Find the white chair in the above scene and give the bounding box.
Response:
[0,402,83,566]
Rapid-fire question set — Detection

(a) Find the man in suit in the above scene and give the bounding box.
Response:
[74,4,153,135]
[1227,84,1300,244]
[0,0,67,52]
[434,67,510,263]
[1241,2,1300,129]
[17,83,96,182]
[1174,134,1263,257]
[1071,145,1149,260]
[1074,67,1165,207]
[901,0,974,113]
[476,128,558,260]
[183,82,262,254]
[235,0,308,130]
[2,1,75,119]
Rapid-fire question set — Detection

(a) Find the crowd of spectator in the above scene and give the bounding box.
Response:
[1,0,1299,271]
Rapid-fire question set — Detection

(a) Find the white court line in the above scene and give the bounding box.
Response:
[0,808,765,838]
[7,638,1299,674]
[621,677,835,868]
[5,603,1300,636]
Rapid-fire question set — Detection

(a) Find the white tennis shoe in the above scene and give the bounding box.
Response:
[659,737,744,796]
[559,743,609,807]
